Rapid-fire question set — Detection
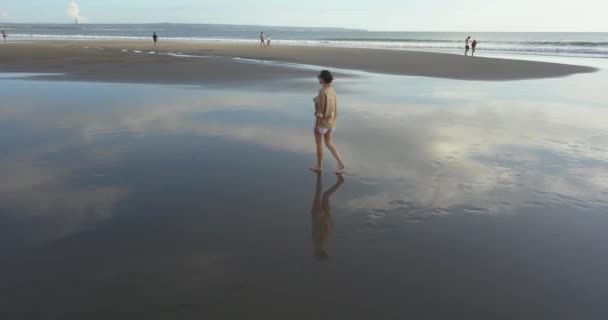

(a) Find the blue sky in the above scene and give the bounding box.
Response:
[1,0,607,31]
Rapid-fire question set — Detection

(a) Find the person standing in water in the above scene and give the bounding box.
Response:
[260,32,265,47]
[266,34,271,47]
[153,32,158,47]
[472,39,478,56]
[310,70,345,175]
[2,30,6,42]
[465,36,471,55]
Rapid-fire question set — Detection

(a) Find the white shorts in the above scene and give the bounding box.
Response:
[316,127,335,134]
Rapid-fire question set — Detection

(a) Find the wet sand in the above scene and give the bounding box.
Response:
[0,41,598,84]
[1,60,608,319]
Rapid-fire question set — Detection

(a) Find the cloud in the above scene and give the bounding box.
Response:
[66,1,85,23]
[0,10,10,19]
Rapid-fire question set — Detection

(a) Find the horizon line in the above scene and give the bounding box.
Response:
[0,22,607,33]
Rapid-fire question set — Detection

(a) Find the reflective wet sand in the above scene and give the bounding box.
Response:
[1,63,607,319]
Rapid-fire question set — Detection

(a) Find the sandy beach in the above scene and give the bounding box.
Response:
[2,33,608,319]
[0,41,597,83]
[2,61,608,319]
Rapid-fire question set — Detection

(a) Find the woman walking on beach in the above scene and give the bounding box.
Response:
[260,32,265,47]
[2,30,6,42]
[153,32,158,47]
[310,70,345,175]
[465,36,471,55]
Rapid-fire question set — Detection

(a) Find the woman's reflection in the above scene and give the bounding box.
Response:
[311,171,344,261]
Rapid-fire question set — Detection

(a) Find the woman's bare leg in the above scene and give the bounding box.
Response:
[310,131,324,171]
[324,131,345,174]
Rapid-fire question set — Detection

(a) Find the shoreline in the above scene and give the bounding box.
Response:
[0,40,598,84]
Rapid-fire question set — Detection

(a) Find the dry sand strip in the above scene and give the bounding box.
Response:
[0,42,321,85]
[0,41,598,84]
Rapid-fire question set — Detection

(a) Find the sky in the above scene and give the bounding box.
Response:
[0,0,607,32]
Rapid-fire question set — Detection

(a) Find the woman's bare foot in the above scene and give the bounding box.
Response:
[335,165,345,175]
[309,166,322,172]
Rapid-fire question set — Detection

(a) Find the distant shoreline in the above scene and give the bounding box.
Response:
[0,41,598,84]
[0,22,368,32]
[3,25,608,59]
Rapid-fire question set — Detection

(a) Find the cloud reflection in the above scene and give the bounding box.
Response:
[1,73,607,250]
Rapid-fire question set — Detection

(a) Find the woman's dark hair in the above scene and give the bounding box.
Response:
[318,70,334,84]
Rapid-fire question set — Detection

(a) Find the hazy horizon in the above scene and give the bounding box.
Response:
[1,22,608,34]
[1,0,607,32]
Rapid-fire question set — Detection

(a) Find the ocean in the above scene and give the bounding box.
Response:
[2,23,608,59]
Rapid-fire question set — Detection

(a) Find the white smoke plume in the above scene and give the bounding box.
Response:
[66,1,84,23]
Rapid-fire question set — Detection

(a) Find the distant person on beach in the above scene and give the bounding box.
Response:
[260,32,265,47]
[266,34,271,47]
[310,70,345,175]
[310,171,344,260]
[153,32,158,46]
[472,40,478,56]
[465,36,471,55]
[2,30,6,41]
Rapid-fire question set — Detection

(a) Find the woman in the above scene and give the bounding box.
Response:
[310,70,345,175]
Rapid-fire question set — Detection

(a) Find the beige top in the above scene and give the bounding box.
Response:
[315,86,337,129]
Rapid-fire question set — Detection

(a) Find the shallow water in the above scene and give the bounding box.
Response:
[1,63,607,319]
